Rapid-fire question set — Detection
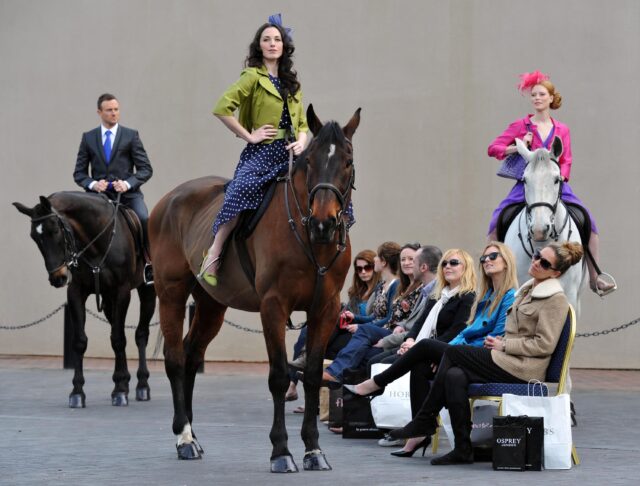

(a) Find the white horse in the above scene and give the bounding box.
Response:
[504,138,586,314]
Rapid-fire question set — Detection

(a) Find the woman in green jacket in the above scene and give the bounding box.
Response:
[199,15,309,285]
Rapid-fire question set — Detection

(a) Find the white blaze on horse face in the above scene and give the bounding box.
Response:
[326,144,336,169]
[525,150,561,241]
[176,423,194,446]
[35,224,43,235]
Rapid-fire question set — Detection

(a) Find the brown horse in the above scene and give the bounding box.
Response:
[149,105,360,472]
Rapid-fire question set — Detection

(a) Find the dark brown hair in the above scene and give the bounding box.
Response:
[245,23,300,98]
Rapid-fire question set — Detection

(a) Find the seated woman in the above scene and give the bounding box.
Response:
[285,249,381,402]
[322,243,421,384]
[347,242,518,457]
[387,241,583,466]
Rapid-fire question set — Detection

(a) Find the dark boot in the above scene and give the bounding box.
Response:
[432,404,473,465]
[389,411,438,440]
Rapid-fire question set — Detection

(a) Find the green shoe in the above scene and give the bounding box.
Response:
[198,254,220,287]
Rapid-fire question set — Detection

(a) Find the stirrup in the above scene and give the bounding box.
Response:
[591,273,617,298]
[198,253,221,287]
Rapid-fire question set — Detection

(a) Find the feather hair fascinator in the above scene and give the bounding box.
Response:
[517,70,550,93]
[268,13,293,40]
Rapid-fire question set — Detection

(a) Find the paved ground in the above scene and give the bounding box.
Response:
[1,357,639,486]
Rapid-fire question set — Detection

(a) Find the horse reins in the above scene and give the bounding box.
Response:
[32,194,122,312]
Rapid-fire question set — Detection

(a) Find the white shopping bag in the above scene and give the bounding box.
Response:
[502,392,573,469]
[369,363,412,429]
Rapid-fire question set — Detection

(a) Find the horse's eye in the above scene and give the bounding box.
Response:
[555,177,562,184]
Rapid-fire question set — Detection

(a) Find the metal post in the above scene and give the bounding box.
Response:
[188,302,205,373]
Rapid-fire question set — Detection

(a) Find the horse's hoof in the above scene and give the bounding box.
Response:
[68,394,85,408]
[303,450,332,471]
[111,393,129,406]
[135,387,151,401]
[270,454,299,473]
[177,442,202,460]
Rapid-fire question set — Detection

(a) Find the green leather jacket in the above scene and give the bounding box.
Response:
[213,66,309,143]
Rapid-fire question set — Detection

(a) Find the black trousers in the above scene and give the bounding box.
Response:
[372,339,450,417]
[107,191,150,256]
[414,345,524,450]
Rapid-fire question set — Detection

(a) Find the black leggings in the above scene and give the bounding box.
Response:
[414,345,524,448]
[372,339,450,417]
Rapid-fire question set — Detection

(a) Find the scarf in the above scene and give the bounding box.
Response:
[415,285,459,342]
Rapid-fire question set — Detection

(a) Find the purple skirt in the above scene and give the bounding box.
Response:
[488,181,597,234]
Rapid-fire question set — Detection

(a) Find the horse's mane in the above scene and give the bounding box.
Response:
[45,191,113,216]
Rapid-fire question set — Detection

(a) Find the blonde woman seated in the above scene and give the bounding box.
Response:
[386,242,582,465]
[347,243,518,457]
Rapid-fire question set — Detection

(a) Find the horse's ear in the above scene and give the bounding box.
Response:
[551,136,563,159]
[38,196,52,212]
[306,104,323,135]
[12,202,34,217]
[343,108,361,141]
[515,138,534,162]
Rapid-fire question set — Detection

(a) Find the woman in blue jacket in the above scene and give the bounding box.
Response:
[346,242,518,457]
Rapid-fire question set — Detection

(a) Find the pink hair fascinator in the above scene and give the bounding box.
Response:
[517,70,550,93]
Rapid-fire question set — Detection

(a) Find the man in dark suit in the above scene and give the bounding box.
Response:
[73,93,154,283]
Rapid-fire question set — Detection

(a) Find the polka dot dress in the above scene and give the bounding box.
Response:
[213,74,355,234]
[213,75,292,234]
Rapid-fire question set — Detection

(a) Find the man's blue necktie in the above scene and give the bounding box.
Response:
[104,130,112,163]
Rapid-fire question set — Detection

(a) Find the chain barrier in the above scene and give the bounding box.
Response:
[0,304,66,330]
[575,316,640,338]
[0,302,266,334]
[9,303,637,337]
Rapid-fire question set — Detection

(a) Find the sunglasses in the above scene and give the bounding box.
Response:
[441,259,462,268]
[533,249,558,271]
[479,252,501,264]
[355,264,374,273]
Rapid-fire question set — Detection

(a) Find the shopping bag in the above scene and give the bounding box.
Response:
[369,363,412,429]
[342,387,384,439]
[341,367,384,438]
[503,392,572,469]
[328,387,343,428]
[492,416,527,470]
[493,416,544,471]
[440,401,498,460]
[470,403,499,447]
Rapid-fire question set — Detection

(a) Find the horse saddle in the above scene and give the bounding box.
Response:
[221,175,284,286]
[496,201,590,244]
[118,205,146,260]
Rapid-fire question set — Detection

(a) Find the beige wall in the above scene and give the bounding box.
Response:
[1,0,638,368]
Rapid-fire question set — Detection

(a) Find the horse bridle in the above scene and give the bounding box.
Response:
[518,157,572,256]
[31,195,121,311]
[278,138,354,326]
[283,138,355,274]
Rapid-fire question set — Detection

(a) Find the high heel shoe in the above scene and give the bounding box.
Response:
[198,253,221,287]
[390,437,430,457]
[343,383,384,398]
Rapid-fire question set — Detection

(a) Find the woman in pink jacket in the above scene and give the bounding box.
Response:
[487,71,615,296]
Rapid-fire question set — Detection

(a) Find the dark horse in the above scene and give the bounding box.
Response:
[149,105,360,472]
[13,191,156,407]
